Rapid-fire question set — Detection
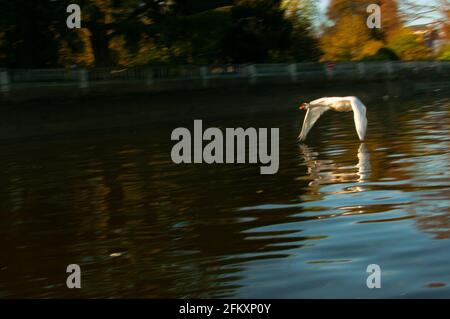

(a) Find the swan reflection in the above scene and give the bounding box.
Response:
[298,143,371,192]
[356,143,370,183]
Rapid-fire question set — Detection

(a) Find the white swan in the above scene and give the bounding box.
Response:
[298,96,368,141]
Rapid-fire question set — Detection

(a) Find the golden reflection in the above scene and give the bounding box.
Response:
[356,143,370,183]
[298,143,371,192]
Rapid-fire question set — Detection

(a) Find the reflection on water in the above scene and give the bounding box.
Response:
[298,143,370,188]
[0,96,449,298]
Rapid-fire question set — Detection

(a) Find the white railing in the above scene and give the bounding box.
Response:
[1,61,449,92]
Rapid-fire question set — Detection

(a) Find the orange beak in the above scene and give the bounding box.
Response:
[299,103,306,110]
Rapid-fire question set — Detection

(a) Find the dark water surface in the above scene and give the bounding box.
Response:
[1,95,449,298]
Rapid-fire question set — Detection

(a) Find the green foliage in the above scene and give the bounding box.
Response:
[387,28,433,61]
[438,51,450,60]
[437,45,450,61]
[1,0,437,67]
[223,1,293,63]
[0,0,318,67]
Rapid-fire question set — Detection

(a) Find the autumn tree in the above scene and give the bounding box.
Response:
[380,0,403,39]
[321,0,379,61]
[320,0,403,61]
[387,27,433,60]
[398,0,449,60]
[320,13,383,61]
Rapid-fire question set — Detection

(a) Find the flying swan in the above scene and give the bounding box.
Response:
[298,96,368,141]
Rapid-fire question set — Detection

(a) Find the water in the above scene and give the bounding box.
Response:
[0,95,449,298]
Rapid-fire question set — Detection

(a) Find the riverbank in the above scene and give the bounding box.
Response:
[2,61,449,102]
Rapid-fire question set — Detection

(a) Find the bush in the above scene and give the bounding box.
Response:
[387,28,432,60]
[437,45,450,61]
[438,51,450,60]
[361,47,399,61]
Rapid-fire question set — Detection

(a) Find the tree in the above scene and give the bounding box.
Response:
[222,0,293,63]
[0,0,63,68]
[0,0,145,67]
[381,0,403,40]
[151,0,234,64]
[387,27,433,60]
[281,0,318,30]
[320,13,383,61]
[0,0,319,67]
[319,0,403,61]
[327,0,402,39]
[281,0,321,61]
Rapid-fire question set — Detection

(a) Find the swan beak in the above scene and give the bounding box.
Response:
[299,103,306,110]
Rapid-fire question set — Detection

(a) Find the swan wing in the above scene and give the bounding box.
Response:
[298,106,329,141]
[349,97,367,141]
[309,97,329,105]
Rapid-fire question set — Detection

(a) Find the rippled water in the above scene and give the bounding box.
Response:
[0,96,449,298]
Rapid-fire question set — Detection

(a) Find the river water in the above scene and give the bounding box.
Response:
[0,94,449,298]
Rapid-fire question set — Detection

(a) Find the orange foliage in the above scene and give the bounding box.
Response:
[321,0,402,61]
[320,14,379,61]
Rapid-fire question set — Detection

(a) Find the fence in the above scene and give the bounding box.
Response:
[1,61,450,94]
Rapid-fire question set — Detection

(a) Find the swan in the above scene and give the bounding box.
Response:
[298,96,368,141]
